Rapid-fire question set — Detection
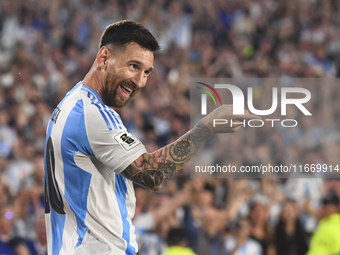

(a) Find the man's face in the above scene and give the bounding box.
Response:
[100,42,154,108]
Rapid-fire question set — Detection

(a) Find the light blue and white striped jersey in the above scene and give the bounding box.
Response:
[44,82,146,255]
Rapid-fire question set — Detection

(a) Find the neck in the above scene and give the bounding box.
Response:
[237,237,247,245]
[83,62,102,94]
[285,221,295,234]
[253,221,264,227]
[325,211,338,218]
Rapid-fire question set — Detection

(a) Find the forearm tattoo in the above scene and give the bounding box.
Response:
[121,123,213,190]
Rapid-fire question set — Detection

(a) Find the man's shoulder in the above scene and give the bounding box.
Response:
[321,213,340,225]
[320,214,340,233]
[163,246,197,255]
[312,214,340,245]
[59,81,84,105]
[55,82,122,130]
[79,84,124,131]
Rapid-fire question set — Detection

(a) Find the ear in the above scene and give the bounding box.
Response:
[96,46,111,70]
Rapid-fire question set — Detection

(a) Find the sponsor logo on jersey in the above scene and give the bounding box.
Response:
[120,134,135,144]
[114,131,141,151]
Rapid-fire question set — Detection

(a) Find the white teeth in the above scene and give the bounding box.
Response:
[122,85,132,93]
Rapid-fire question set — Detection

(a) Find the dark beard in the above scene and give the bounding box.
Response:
[100,74,132,108]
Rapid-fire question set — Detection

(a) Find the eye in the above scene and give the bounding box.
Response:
[130,64,139,71]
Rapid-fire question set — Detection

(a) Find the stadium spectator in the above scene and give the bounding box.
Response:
[8,238,32,255]
[0,205,16,255]
[134,185,191,255]
[161,227,196,255]
[225,218,263,255]
[248,202,273,255]
[273,199,308,255]
[0,108,17,159]
[307,192,340,255]
[193,207,227,255]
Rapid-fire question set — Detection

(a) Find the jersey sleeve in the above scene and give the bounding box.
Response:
[84,101,147,174]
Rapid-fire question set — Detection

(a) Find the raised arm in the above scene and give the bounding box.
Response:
[120,122,212,190]
[120,105,259,190]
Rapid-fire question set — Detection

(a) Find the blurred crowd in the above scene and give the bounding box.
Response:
[1,0,340,254]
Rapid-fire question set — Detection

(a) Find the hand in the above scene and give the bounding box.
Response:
[199,105,261,134]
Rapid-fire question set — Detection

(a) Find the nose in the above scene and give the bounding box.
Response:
[131,71,146,89]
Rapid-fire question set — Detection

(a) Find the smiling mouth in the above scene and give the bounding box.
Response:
[120,84,133,96]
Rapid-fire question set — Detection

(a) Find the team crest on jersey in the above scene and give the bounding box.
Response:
[114,131,141,151]
[51,107,61,124]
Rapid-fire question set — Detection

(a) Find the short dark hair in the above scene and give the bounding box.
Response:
[99,20,160,52]
[321,191,339,206]
[166,227,188,246]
